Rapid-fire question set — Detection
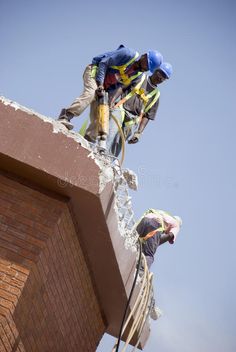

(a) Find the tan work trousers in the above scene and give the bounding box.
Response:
[67,64,98,141]
[67,63,97,115]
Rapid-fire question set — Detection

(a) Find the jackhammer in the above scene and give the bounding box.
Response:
[96,90,109,152]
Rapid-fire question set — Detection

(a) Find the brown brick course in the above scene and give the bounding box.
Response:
[0,172,105,351]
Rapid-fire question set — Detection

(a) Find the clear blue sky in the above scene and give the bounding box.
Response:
[1,1,236,351]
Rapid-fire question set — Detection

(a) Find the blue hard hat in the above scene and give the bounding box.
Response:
[158,62,173,79]
[147,51,163,73]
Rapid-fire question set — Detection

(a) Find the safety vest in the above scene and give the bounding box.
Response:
[114,75,160,126]
[111,52,143,86]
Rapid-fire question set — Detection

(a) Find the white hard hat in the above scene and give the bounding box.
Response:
[174,216,182,227]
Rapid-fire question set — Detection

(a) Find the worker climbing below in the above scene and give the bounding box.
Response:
[136,208,182,269]
[106,62,173,157]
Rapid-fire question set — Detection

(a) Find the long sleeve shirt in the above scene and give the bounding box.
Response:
[92,45,138,88]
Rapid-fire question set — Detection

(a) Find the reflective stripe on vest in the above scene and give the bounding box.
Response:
[111,52,142,86]
[144,88,160,113]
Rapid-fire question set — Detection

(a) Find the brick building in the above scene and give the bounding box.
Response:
[0,97,150,351]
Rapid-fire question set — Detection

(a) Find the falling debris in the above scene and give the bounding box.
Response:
[123,168,138,191]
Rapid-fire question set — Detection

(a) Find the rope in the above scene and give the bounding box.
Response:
[112,240,154,352]
[130,274,153,352]
[120,257,152,351]
[113,239,143,352]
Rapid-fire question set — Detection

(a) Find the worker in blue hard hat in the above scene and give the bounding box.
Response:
[57,45,163,135]
[106,62,173,157]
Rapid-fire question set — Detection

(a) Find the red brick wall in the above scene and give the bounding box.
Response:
[0,171,105,352]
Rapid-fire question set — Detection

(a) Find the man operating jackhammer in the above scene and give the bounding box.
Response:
[106,62,173,157]
[57,45,163,148]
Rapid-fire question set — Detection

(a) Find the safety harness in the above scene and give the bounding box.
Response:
[114,75,160,127]
[138,209,167,242]
[111,52,143,86]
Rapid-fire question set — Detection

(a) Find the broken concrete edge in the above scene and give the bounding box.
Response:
[0,95,141,275]
[0,96,89,144]
[0,96,138,251]
[0,96,116,194]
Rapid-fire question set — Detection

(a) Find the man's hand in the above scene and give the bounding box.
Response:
[96,85,105,97]
[159,232,174,245]
[128,132,141,144]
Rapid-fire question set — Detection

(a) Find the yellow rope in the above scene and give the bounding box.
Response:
[111,254,153,352]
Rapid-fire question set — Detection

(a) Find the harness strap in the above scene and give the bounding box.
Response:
[138,210,166,242]
[114,74,146,109]
[111,52,139,70]
[144,89,160,113]
[90,65,98,78]
[111,52,142,86]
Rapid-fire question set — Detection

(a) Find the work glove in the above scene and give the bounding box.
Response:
[128,132,141,144]
[96,85,105,97]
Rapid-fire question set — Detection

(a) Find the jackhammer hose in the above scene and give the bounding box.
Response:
[114,238,143,352]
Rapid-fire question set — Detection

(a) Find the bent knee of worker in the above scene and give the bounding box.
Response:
[71,93,95,108]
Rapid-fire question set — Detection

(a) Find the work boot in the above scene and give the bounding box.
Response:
[84,134,96,143]
[57,109,74,130]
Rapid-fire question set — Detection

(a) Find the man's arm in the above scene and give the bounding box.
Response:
[128,97,160,144]
[128,116,149,144]
[96,59,110,88]
[159,232,174,245]
[96,47,135,89]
